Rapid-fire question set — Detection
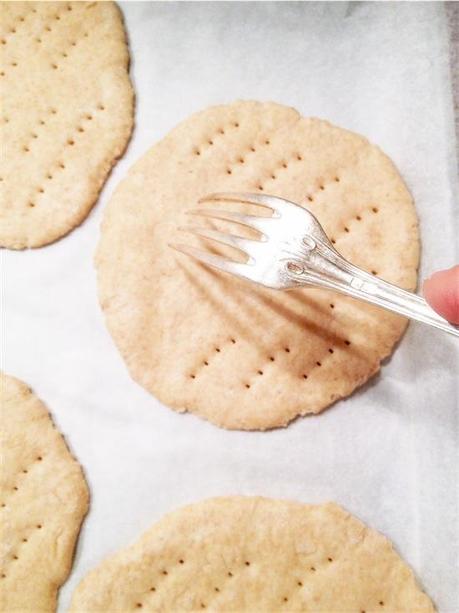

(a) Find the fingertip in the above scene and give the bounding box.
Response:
[423,266,459,324]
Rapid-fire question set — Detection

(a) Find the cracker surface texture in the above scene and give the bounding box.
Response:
[0,373,89,612]
[69,496,433,612]
[96,100,419,430]
[0,1,134,249]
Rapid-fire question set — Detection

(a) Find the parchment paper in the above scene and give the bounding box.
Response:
[3,2,458,611]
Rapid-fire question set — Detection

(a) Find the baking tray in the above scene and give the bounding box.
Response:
[3,2,458,610]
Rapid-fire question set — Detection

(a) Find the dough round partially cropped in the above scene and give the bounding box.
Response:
[0,1,133,248]
[96,100,419,430]
[69,497,433,612]
[0,373,89,612]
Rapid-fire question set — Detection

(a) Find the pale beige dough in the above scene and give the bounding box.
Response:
[0,1,134,248]
[96,100,419,430]
[69,496,434,612]
[0,373,89,611]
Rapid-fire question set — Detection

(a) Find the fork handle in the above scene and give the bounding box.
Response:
[290,244,459,338]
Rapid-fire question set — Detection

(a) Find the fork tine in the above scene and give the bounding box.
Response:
[178,226,258,259]
[200,192,284,214]
[187,208,271,234]
[169,242,253,279]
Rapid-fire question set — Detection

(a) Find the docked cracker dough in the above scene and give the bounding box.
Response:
[0,373,89,612]
[96,100,419,430]
[69,496,434,612]
[0,1,134,249]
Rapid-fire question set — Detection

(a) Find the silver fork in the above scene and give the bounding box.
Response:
[171,192,459,338]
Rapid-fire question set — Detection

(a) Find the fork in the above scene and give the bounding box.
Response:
[171,192,459,338]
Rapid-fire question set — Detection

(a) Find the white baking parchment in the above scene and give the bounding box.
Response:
[3,2,459,611]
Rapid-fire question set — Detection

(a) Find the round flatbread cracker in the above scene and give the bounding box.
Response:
[0,1,134,249]
[0,373,89,611]
[69,497,433,612]
[96,100,419,430]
